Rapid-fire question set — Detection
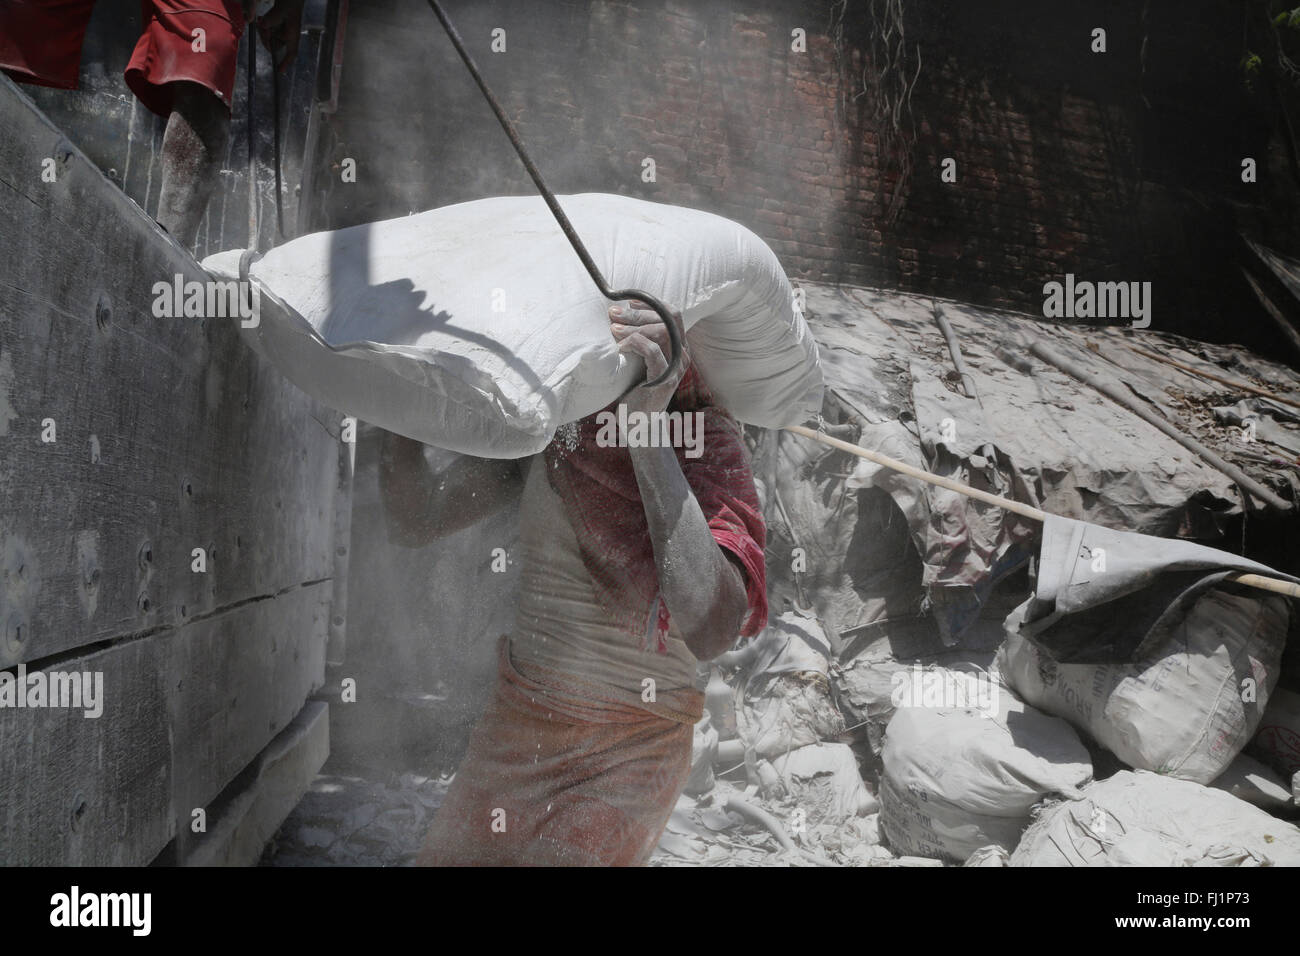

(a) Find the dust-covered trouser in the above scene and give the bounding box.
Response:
[416,637,697,866]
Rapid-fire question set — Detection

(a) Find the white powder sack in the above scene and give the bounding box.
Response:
[203,193,823,457]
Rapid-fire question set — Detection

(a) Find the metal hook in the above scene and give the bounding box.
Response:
[425,0,683,386]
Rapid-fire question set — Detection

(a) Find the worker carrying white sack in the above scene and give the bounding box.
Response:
[386,299,771,866]
[203,193,822,865]
[201,192,823,457]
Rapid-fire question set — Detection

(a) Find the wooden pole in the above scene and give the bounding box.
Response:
[784,425,1048,520]
[1124,343,1300,412]
[1027,340,1292,512]
[932,299,980,401]
[783,425,1300,600]
[1242,267,1300,364]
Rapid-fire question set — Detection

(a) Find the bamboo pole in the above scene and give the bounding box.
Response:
[783,424,1300,600]
[932,299,979,401]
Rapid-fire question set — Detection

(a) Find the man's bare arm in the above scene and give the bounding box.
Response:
[610,300,750,661]
[378,431,524,548]
[629,443,749,660]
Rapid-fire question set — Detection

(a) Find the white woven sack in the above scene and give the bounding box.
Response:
[203,193,823,457]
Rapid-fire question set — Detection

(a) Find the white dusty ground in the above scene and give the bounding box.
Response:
[260,770,452,867]
[261,765,944,867]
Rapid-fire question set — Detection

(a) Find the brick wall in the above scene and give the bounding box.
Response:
[324,0,1293,344]
[327,0,884,280]
[324,0,1297,349]
[324,0,1300,770]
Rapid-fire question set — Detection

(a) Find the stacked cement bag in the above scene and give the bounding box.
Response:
[203,193,823,458]
[878,670,1093,863]
[999,587,1288,783]
[734,612,845,759]
[834,657,927,756]
[1012,770,1300,866]
[769,742,877,827]
[1248,686,1300,782]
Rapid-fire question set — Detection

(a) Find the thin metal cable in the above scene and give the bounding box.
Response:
[246,28,257,250]
[425,0,683,386]
[271,48,284,237]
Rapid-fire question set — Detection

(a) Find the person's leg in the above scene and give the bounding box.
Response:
[416,638,696,866]
[125,1,246,248]
[417,699,692,867]
[415,675,525,867]
[156,81,229,248]
[527,717,693,866]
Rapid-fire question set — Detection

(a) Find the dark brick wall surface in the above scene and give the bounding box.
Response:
[323,0,1299,351]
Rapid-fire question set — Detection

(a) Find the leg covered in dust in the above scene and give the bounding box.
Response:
[157,81,230,249]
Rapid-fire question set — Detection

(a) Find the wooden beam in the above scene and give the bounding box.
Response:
[0,582,329,866]
[0,72,345,865]
[180,700,330,867]
[1026,340,1292,512]
[1242,267,1300,363]
[0,73,341,669]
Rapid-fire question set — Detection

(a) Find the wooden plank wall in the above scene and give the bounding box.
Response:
[0,73,345,865]
[18,0,335,260]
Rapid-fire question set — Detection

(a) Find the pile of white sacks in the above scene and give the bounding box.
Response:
[675,584,1300,866]
[876,582,1300,866]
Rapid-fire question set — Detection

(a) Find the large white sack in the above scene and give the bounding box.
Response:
[733,611,843,759]
[202,193,823,458]
[998,586,1288,784]
[770,742,876,827]
[1248,686,1300,780]
[1011,770,1300,866]
[878,682,1093,863]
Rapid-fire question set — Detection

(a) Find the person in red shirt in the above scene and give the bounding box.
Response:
[381,302,769,865]
[0,0,303,248]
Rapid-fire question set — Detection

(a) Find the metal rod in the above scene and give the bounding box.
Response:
[246,28,258,250]
[272,49,284,237]
[425,0,683,386]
